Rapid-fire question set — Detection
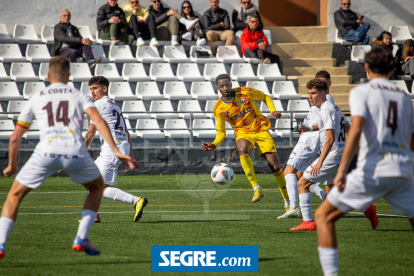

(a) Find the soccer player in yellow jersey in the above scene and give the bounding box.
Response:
[202,74,290,209]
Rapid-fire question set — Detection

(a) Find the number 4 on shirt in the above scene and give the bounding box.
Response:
[43,101,71,127]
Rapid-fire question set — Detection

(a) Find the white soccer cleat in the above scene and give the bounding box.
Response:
[277,206,301,219]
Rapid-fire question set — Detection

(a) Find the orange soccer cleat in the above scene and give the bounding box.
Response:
[289,220,316,231]
[364,204,378,230]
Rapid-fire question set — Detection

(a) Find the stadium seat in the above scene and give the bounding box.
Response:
[0,105,7,119]
[26,44,51,62]
[122,100,150,119]
[23,82,46,99]
[260,100,288,119]
[41,25,54,44]
[80,82,91,95]
[95,63,123,82]
[192,119,216,138]
[287,99,311,119]
[232,81,241,88]
[77,26,96,44]
[0,62,11,81]
[163,81,191,100]
[205,100,216,118]
[122,63,151,82]
[257,63,285,81]
[124,118,137,138]
[13,24,41,44]
[109,45,135,63]
[0,44,25,62]
[389,26,413,44]
[67,81,75,88]
[391,80,409,93]
[108,82,135,100]
[351,45,372,63]
[7,100,27,119]
[164,119,190,138]
[39,63,50,81]
[0,82,23,101]
[203,63,227,81]
[0,24,14,43]
[190,81,217,100]
[136,46,163,63]
[91,45,109,63]
[24,120,40,139]
[149,100,179,119]
[0,120,16,139]
[246,81,272,97]
[70,63,92,82]
[217,45,244,63]
[10,63,38,81]
[149,63,177,81]
[135,119,165,139]
[275,118,294,138]
[135,81,164,100]
[189,45,217,63]
[177,63,205,81]
[272,81,301,100]
[95,30,111,46]
[334,29,352,45]
[243,54,260,64]
[163,45,190,63]
[230,63,259,81]
[177,100,207,119]
[392,45,399,57]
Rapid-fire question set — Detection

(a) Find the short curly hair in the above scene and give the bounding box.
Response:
[306,79,328,93]
[88,76,109,88]
[215,74,231,86]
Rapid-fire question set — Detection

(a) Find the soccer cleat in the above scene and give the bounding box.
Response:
[134,198,148,222]
[0,243,5,259]
[278,206,302,219]
[72,236,100,256]
[284,205,290,212]
[364,204,378,230]
[289,220,316,231]
[95,213,101,223]
[252,189,264,203]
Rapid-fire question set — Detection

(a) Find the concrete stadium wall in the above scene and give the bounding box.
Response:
[327,0,414,42]
[0,0,258,35]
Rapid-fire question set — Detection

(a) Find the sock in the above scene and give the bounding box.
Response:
[273,169,289,203]
[240,154,259,188]
[253,185,261,191]
[310,183,327,201]
[171,35,178,42]
[103,187,135,204]
[0,217,15,245]
[179,18,189,25]
[77,210,97,240]
[285,173,298,210]
[318,246,339,276]
[299,193,313,221]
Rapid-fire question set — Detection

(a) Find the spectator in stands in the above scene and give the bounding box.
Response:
[51,9,102,69]
[232,0,272,53]
[148,0,199,46]
[204,0,234,54]
[241,15,280,68]
[372,31,393,53]
[179,1,206,46]
[334,0,370,45]
[395,39,414,79]
[123,0,158,46]
[97,0,135,46]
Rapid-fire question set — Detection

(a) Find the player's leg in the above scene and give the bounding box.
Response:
[277,164,301,218]
[289,175,317,231]
[310,183,327,201]
[325,184,333,194]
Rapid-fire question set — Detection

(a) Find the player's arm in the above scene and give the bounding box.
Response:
[84,123,97,148]
[202,112,226,151]
[299,123,319,132]
[310,129,335,176]
[3,125,28,177]
[251,88,282,119]
[121,114,134,158]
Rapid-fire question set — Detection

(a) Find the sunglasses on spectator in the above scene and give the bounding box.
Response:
[342,3,350,5]
[242,1,251,4]
[152,0,161,3]
[130,1,139,3]
[250,20,258,23]
[183,6,191,9]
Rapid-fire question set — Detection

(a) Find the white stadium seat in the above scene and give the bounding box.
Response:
[122,63,150,82]
[122,101,150,120]
[91,45,109,63]
[149,100,179,119]
[10,63,38,82]
[192,119,216,138]
[124,118,137,138]
[335,29,352,46]
[163,45,190,63]
[163,81,191,100]
[164,119,190,138]
[24,120,40,139]
[0,44,25,62]
[177,100,207,119]
[392,45,399,57]
[205,100,216,118]
[67,81,75,88]
[96,30,111,46]
[177,63,204,81]
[108,82,135,100]
[149,63,177,81]
[260,100,288,119]
[77,26,96,44]
[230,63,259,81]
[389,26,413,44]
[39,63,50,81]
[136,46,163,63]
[246,81,272,98]
[41,25,54,44]
[23,82,46,99]
[0,62,11,81]
[232,81,240,88]
[351,45,372,63]
[70,63,92,82]
[26,44,51,62]
[190,81,217,100]
[203,63,227,81]
[0,82,23,101]
[80,82,91,95]
[109,45,135,63]
[135,119,165,139]
[217,45,244,63]
[272,81,301,100]
[257,63,285,81]
[7,100,27,119]
[95,63,123,82]
[0,24,14,43]
[13,24,41,44]
[275,118,294,138]
[0,120,15,139]
[0,105,7,119]
[189,45,217,63]
[287,99,311,119]
[243,54,260,64]
[135,82,164,100]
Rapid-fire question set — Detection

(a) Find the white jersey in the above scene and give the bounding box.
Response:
[299,106,321,152]
[326,93,335,105]
[17,82,95,157]
[349,78,414,178]
[91,96,129,156]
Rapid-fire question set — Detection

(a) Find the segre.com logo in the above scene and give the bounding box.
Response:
[151,245,258,272]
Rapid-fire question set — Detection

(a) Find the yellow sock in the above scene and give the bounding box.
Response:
[240,154,259,188]
[273,169,289,202]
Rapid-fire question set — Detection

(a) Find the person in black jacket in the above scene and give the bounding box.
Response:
[334,0,370,45]
[204,0,234,50]
[51,9,102,69]
[97,0,135,45]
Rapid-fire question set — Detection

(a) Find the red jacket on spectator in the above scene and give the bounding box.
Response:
[240,26,269,55]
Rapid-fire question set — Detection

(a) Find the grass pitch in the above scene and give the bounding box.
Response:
[0,174,413,276]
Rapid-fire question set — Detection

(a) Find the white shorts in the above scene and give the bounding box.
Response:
[327,171,414,218]
[16,151,101,189]
[303,157,338,185]
[95,155,122,185]
[287,142,319,173]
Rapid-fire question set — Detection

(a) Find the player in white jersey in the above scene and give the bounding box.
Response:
[84,76,147,222]
[315,47,414,276]
[0,57,138,259]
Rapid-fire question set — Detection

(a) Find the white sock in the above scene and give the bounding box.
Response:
[171,35,178,42]
[318,246,339,276]
[284,200,290,208]
[285,174,298,210]
[179,18,189,25]
[77,209,96,240]
[103,187,135,204]
[253,185,261,191]
[0,217,15,245]
[310,184,327,201]
[299,193,313,221]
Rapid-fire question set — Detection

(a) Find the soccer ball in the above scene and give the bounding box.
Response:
[211,163,234,185]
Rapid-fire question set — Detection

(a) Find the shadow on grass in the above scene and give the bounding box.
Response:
[259,258,284,262]
[0,260,151,268]
[141,219,254,223]
[375,229,413,232]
